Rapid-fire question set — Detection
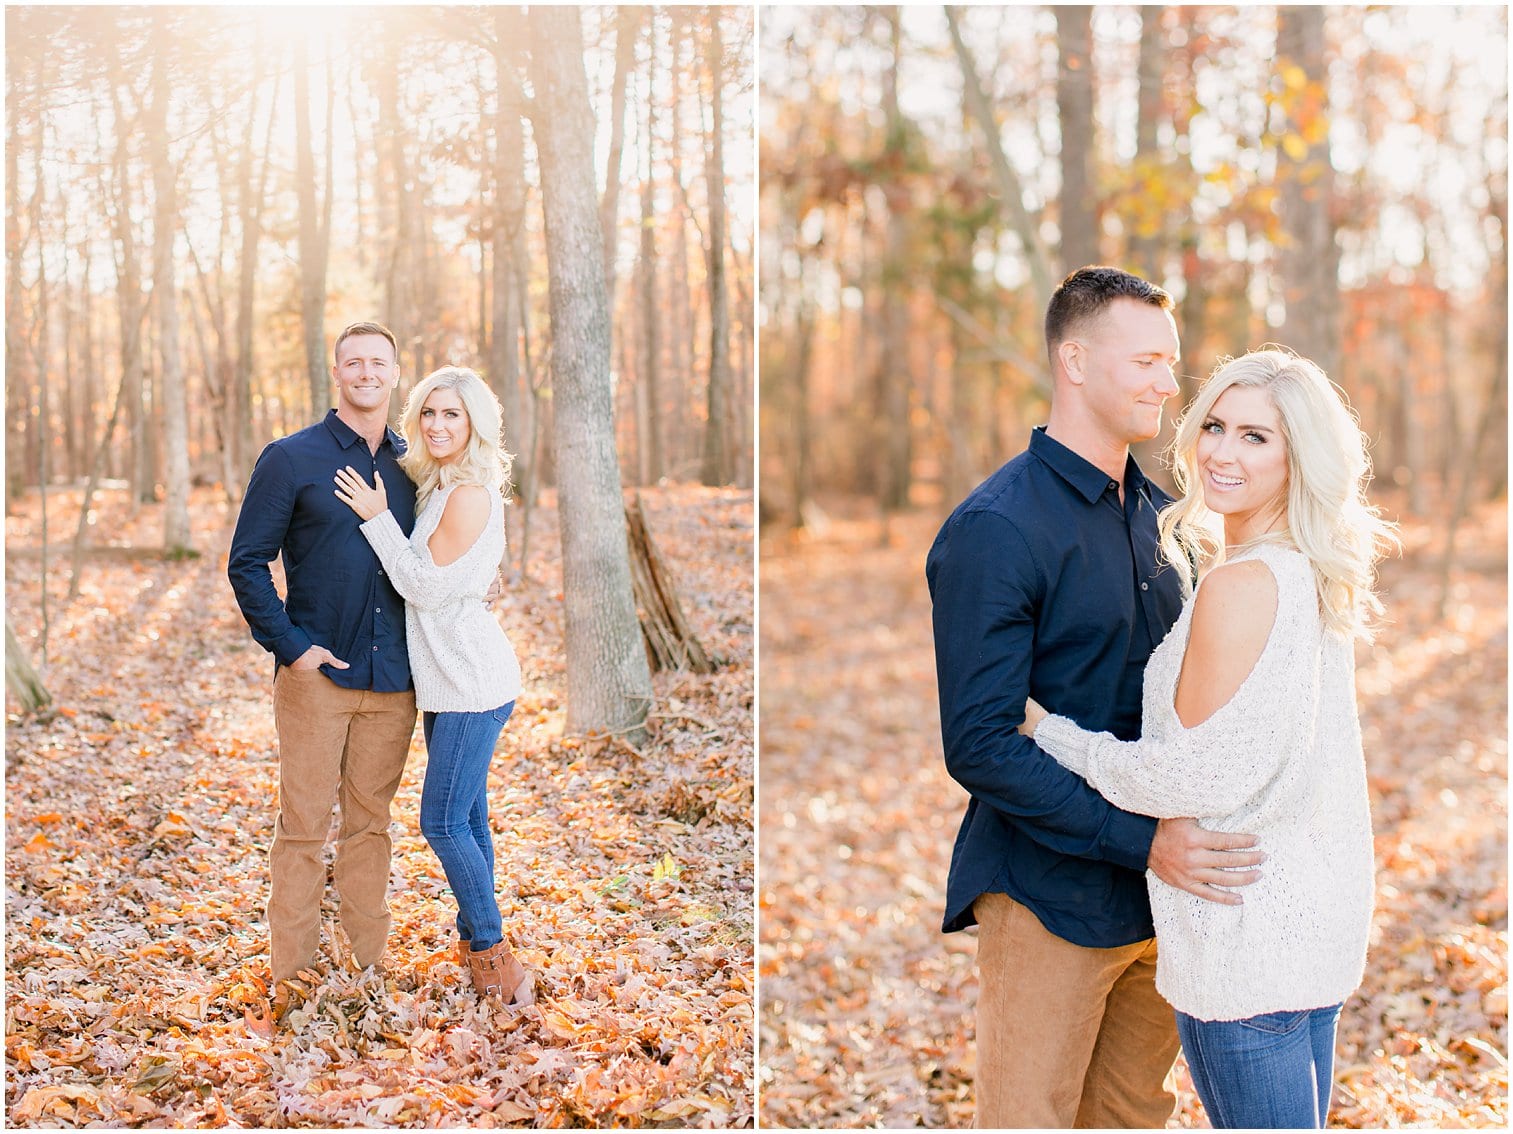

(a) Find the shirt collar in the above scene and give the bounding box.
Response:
[321,408,403,453]
[1029,425,1150,505]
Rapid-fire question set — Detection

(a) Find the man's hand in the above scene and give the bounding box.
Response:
[484,567,504,610]
[1018,696,1049,737]
[1148,817,1264,905]
[290,644,349,671]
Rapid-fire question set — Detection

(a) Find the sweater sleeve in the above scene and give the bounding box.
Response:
[1033,677,1295,820]
[359,509,487,612]
[1035,550,1310,821]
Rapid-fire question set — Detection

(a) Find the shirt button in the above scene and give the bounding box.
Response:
[375,607,381,614]
[1141,582,1150,591]
[1109,480,1118,491]
[372,645,379,652]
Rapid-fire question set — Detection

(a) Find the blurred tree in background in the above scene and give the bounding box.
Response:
[759,5,1507,542]
[4,4,756,545]
[6,5,755,736]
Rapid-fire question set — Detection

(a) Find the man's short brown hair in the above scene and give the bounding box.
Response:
[333,321,399,365]
[1044,266,1173,367]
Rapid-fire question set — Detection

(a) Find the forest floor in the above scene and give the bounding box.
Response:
[5,482,753,1128]
[758,492,1508,1128]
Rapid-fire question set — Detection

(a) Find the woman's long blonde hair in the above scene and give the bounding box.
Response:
[1158,347,1398,640]
[397,366,513,515]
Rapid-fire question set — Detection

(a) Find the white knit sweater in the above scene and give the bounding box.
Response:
[1034,542,1375,1022]
[359,483,522,713]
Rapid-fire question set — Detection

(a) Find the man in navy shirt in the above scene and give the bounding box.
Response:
[229,321,419,1001]
[927,268,1265,1127]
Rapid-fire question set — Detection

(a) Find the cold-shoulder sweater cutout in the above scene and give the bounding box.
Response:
[1034,542,1374,1022]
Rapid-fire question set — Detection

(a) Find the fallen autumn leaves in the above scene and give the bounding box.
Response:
[6,483,753,1128]
[758,494,1507,1128]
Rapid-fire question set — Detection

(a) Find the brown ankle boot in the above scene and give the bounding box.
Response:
[456,936,470,967]
[466,941,534,1005]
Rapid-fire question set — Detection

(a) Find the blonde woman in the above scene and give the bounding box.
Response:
[333,366,532,1006]
[1019,349,1396,1128]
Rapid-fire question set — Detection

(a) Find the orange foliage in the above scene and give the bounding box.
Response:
[759,496,1506,1128]
[5,484,753,1128]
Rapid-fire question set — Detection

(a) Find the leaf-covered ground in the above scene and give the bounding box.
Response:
[5,483,753,1128]
[758,494,1507,1128]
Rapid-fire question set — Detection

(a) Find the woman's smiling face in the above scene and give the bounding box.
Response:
[1195,384,1289,542]
[420,387,472,465]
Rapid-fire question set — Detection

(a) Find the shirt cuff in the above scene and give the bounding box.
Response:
[1100,807,1159,874]
[272,627,314,668]
[1034,713,1095,775]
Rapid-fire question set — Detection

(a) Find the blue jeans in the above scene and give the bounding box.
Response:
[420,702,514,952]
[1175,1003,1343,1129]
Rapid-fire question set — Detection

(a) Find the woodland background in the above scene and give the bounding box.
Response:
[761,4,1506,528]
[6,4,755,1127]
[4,3,753,551]
[759,4,1508,1128]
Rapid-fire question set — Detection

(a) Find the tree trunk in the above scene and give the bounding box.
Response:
[516,291,547,578]
[1177,239,1205,406]
[231,34,272,498]
[294,35,333,418]
[104,49,152,507]
[492,8,528,520]
[30,62,51,654]
[944,5,1055,308]
[80,251,97,482]
[185,214,233,486]
[791,301,815,530]
[149,12,191,553]
[1480,116,1509,501]
[600,6,641,298]
[143,318,161,501]
[629,317,647,486]
[700,8,734,486]
[1130,6,1165,276]
[668,18,696,474]
[877,9,912,515]
[516,238,547,492]
[6,618,50,714]
[639,33,664,484]
[5,42,26,508]
[1388,300,1427,514]
[377,32,414,385]
[528,6,653,740]
[67,347,132,600]
[728,225,754,489]
[1055,5,1098,272]
[185,252,221,456]
[1436,168,1508,612]
[202,96,235,474]
[61,204,79,482]
[475,79,489,359]
[1275,6,1341,381]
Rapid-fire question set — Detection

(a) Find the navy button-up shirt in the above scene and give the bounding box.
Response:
[228,409,417,692]
[926,427,1187,948]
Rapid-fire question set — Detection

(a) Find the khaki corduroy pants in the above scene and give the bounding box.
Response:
[973,891,1180,1129]
[267,666,415,984]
